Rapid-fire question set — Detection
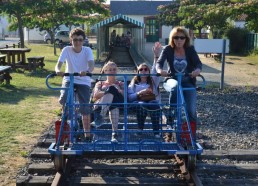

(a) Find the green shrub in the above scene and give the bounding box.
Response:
[225,27,249,54]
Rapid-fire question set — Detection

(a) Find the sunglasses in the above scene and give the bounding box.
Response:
[72,38,84,42]
[139,68,148,72]
[105,68,117,72]
[173,36,186,40]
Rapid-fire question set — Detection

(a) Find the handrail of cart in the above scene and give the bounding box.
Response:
[45,72,92,90]
[47,72,205,151]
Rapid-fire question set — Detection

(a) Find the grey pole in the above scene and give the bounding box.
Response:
[220,39,226,90]
[96,28,99,62]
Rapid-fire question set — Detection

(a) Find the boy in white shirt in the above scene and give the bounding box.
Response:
[55,27,94,141]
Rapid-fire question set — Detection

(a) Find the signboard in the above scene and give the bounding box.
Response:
[194,39,229,54]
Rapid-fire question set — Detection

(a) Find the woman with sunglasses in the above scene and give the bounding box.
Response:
[128,63,161,138]
[155,26,202,140]
[92,61,124,142]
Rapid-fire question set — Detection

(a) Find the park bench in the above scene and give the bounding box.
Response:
[27,56,45,72]
[0,54,6,65]
[0,66,12,85]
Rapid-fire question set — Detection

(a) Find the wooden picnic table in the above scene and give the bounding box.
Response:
[27,56,45,72]
[0,48,31,69]
[0,54,6,65]
[0,66,12,85]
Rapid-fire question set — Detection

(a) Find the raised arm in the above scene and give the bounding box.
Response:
[155,42,169,77]
[151,42,162,87]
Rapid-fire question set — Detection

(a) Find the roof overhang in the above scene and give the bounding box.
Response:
[96,14,144,28]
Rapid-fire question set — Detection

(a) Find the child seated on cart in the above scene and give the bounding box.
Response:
[91,61,124,142]
[128,62,161,138]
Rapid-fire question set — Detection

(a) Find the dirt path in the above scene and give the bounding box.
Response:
[199,55,258,87]
[143,42,258,88]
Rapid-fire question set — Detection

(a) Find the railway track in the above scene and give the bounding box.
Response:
[17,135,197,186]
[17,94,258,186]
[16,130,258,186]
[16,46,258,185]
[17,116,258,185]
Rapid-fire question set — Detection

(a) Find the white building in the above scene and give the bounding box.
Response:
[0,16,19,39]
[110,0,173,43]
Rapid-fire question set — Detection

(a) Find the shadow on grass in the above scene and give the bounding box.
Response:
[0,68,62,104]
[202,64,220,74]
[228,57,241,60]
[226,61,234,64]
[14,67,55,78]
[0,84,59,104]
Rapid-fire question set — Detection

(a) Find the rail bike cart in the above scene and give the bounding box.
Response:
[46,72,205,173]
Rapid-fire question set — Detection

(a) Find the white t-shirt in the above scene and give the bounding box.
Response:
[134,83,150,93]
[58,46,94,86]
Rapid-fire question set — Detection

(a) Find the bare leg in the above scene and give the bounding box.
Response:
[109,108,119,131]
[109,108,119,142]
[82,114,91,138]
[99,93,113,116]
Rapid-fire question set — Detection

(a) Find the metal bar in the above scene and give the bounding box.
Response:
[220,39,226,90]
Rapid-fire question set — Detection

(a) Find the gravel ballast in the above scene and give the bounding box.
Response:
[197,86,258,150]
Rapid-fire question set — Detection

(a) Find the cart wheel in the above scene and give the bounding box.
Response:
[54,155,66,172]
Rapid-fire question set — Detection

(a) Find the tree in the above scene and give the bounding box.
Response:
[0,0,36,48]
[0,0,109,52]
[155,0,237,39]
[204,2,232,38]
[234,1,258,32]
[156,0,181,26]
[178,3,209,38]
[22,0,109,54]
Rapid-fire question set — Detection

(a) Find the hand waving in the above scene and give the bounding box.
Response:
[152,42,162,58]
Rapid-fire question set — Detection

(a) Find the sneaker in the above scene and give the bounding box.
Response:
[111,132,118,143]
[94,115,104,127]
[84,135,94,143]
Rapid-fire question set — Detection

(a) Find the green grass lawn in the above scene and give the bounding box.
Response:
[0,44,97,186]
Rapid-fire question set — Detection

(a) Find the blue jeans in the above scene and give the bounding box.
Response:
[134,100,161,134]
[59,81,91,115]
[169,82,197,122]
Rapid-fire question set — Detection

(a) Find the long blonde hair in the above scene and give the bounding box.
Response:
[101,61,117,74]
[168,26,191,48]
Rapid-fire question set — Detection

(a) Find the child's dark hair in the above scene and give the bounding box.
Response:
[131,63,154,91]
[69,27,85,39]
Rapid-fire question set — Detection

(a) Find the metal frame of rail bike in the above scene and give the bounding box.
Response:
[167,73,206,171]
[46,72,205,172]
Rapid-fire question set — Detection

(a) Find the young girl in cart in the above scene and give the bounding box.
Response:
[92,61,124,142]
[127,62,161,138]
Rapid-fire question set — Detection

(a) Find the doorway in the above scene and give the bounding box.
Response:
[145,18,159,42]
